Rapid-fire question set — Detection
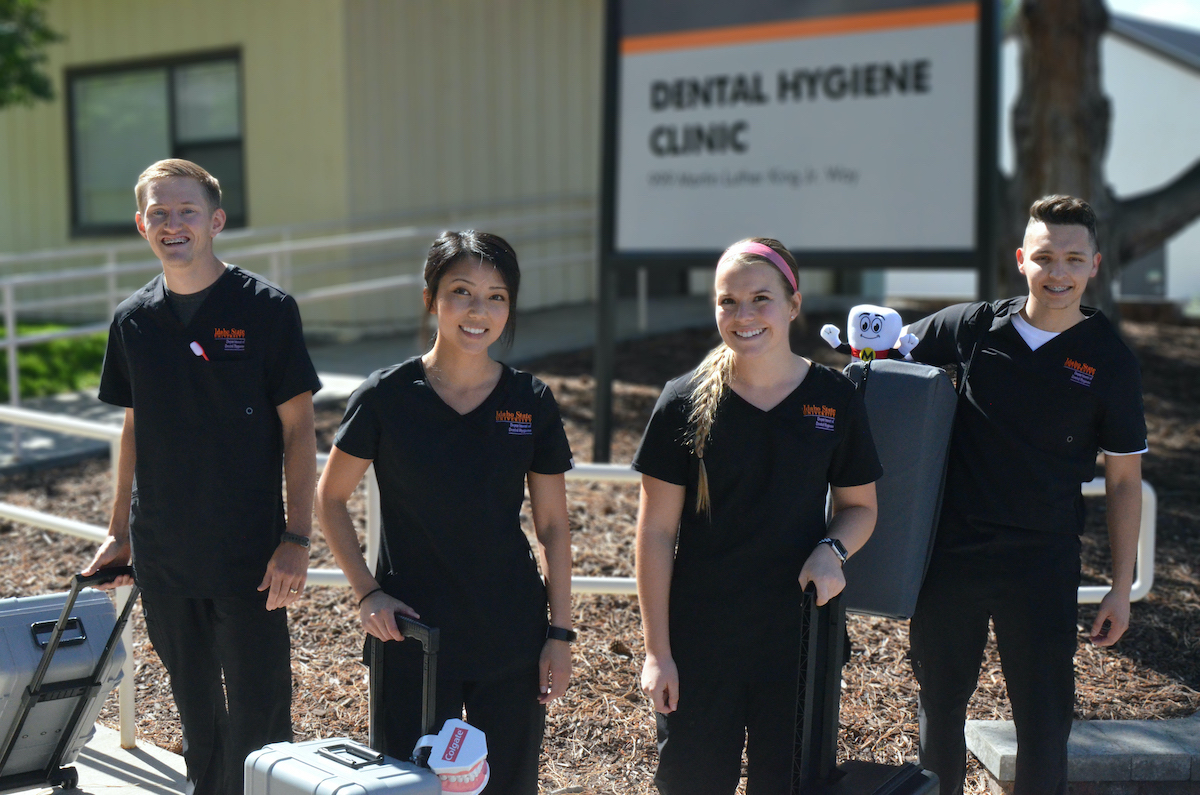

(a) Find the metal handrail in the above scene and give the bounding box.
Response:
[0,208,596,426]
[0,192,596,267]
[0,406,1157,746]
[0,210,591,289]
[0,224,273,267]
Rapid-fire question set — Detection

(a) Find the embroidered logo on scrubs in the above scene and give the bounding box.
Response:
[1063,357,1095,387]
[804,404,836,431]
[214,328,246,352]
[496,409,532,435]
[214,329,247,355]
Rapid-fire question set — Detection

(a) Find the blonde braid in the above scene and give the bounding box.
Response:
[687,343,736,515]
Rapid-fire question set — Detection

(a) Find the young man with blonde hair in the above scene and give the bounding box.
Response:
[84,159,321,795]
[902,195,1146,795]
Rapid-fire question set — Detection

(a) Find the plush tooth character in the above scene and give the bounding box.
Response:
[820,304,919,362]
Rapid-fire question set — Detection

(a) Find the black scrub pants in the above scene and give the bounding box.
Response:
[653,660,797,795]
[380,639,546,795]
[909,522,1081,795]
[141,591,293,795]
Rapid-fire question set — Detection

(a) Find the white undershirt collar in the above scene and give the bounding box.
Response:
[1012,312,1060,351]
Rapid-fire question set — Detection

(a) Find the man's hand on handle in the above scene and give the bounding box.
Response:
[81,536,134,589]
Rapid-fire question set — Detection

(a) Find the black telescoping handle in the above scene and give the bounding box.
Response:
[46,570,141,775]
[31,567,135,683]
[395,615,440,751]
[792,584,845,793]
[366,615,441,758]
[75,566,135,588]
[396,615,439,656]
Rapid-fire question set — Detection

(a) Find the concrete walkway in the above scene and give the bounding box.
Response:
[7,724,187,795]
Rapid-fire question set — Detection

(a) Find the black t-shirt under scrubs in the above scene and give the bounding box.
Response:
[632,363,881,671]
[905,297,1147,536]
[333,358,574,680]
[99,266,322,597]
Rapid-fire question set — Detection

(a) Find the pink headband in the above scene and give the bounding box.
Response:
[718,242,798,293]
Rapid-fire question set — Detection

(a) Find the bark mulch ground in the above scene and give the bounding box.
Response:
[0,317,1196,795]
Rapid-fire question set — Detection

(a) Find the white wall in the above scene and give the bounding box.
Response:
[1100,35,1200,302]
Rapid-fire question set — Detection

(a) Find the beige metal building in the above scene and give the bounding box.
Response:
[0,0,604,334]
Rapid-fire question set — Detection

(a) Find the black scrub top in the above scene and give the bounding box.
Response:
[333,358,574,680]
[632,363,881,669]
[99,266,322,597]
[906,298,1146,535]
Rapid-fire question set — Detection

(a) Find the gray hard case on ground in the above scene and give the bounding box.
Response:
[840,359,957,618]
[0,570,135,793]
[245,738,441,795]
[245,617,442,795]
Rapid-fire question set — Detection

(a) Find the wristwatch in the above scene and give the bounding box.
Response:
[817,537,848,565]
[281,531,311,549]
[546,625,577,643]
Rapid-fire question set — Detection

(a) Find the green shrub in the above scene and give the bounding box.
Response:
[0,325,108,401]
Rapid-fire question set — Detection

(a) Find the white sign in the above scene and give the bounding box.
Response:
[614,4,981,253]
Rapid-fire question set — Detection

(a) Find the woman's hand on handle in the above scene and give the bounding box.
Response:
[358,590,420,642]
[798,544,847,606]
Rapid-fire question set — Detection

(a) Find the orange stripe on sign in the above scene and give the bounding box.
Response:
[620,2,979,55]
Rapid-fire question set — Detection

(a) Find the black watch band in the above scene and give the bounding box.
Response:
[818,537,848,565]
[546,625,577,643]
[281,531,311,549]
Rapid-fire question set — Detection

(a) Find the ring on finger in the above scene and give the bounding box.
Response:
[289,588,299,594]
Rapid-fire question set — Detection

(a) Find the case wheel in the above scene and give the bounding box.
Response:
[55,766,79,790]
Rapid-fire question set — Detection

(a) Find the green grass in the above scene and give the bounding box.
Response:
[0,324,107,401]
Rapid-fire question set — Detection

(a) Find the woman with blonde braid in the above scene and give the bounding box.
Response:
[633,238,881,794]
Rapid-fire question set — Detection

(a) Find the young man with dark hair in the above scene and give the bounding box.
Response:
[84,159,322,795]
[902,195,1146,795]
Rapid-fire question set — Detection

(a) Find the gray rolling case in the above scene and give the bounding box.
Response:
[0,568,138,794]
[244,738,440,795]
[840,359,957,618]
[245,617,442,795]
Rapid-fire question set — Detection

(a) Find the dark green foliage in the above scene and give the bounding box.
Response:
[0,0,63,109]
[0,326,107,401]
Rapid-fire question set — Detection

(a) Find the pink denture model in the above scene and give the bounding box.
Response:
[416,719,489,795]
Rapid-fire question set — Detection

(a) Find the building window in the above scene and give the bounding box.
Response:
[68,52,245,235]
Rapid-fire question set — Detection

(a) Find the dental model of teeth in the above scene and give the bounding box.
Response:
[414,719,489,795]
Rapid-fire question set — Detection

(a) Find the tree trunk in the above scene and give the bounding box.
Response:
[1003,0,1200,322]
[1006,0,1114,314]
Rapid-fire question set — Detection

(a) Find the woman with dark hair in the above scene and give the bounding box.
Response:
[633,238,881,794]
[317,231,574,794]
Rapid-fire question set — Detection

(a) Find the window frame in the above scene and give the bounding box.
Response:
[65,49,247,237]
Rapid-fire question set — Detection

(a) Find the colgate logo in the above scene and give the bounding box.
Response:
[442,727,468,762]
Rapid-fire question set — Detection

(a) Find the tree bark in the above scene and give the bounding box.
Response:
[1003,0,1200,320]
[1007,0,1113,309]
